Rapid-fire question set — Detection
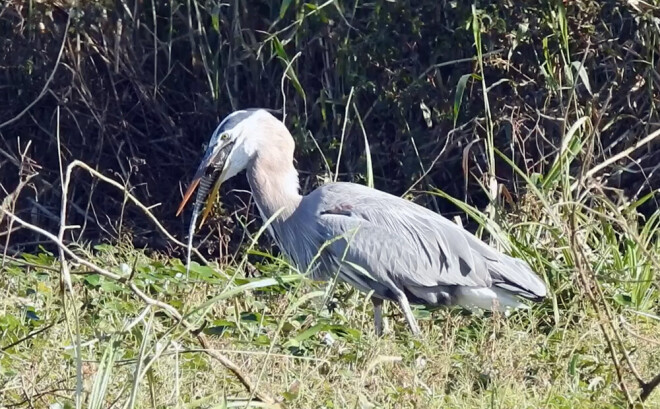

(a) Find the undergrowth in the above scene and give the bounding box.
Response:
[1,0,660,408]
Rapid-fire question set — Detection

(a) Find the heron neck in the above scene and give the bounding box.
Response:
[246,150,302,222]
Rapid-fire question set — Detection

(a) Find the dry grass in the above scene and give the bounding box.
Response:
[1,259,659,408]
[2,1,660,408]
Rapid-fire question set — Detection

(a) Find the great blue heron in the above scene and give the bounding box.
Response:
[176,109,547,336]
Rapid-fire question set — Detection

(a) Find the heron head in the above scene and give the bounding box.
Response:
[175,108,283,224]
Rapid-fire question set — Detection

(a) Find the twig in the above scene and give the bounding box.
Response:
[619,316,660,347]
[572,127,660,191]
[56,107,74,293]
[569,216,635,404]
[1,318,64,351]
[1,140,38,269]
[570,152,633,403]
[334,86,355,182]
[0,14,71,130]
[416,48,505,81]
[63,160,210,266]
[2,209,122,280]
[55,158,266,400]
[571,137,660,404]
[4,388,76,408]
[402,119,474,198]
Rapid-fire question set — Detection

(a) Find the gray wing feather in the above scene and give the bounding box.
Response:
[300,182,545,304]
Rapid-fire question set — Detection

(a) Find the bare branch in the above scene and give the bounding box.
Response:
[0,208,277,405]
[572,127,660,191]
[0,14,71,130]
[63,160,212,267]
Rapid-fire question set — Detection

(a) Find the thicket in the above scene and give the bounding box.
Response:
[1,1,660,407]
[1,0,658,250]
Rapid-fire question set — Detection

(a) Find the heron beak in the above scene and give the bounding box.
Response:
[176,142,233,229]
[175,171,203,217]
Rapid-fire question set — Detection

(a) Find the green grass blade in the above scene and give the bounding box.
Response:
[88,338,118,409]
[454,73,472,127]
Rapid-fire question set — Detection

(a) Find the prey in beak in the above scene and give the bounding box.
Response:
[176,140,234,228]
[176,139,234,276]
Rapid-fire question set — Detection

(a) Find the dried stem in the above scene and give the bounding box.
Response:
[0,14,71,130]
[63,160,211,266]
[0,207,278,406]
[1,153,277,405]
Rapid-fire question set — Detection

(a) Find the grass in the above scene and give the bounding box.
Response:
[2,0,660,408]
[1,147,659,408]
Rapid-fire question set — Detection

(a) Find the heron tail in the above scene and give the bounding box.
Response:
[488,254,547,302]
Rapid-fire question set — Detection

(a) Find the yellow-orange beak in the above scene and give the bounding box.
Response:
[176,177,200,217]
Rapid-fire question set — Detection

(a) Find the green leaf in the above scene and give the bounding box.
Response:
[272,37,287,60]
[568,354,578,376]
[571,61,592,95]
[240,312,261,322]
[0,313,21,330]
[279,0,293,19]
[613,293,632,307]
[629,189,658,211]
[328,325,361,340]
[293,322,329,343]
[187,275,303,317]
[453,74,472,127]
[21,252,54,266]
[427,189,511,251]
[253,334,271,345]
[85,274,101,287]
[211,5,221,33]
[205,319,235,335]
[542,116,589,190]
[100,280,124,293]
[273,37,306,99]
[93,244,115,253]
[188,263,216,280]
[344,260,377,282]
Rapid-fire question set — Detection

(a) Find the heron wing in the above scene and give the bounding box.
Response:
[305,182,545,302]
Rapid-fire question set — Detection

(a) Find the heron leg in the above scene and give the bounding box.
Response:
[394,293,421,336]
[372,297,384,336]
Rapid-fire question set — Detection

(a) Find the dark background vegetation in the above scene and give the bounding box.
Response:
[1,0,658,255]
[2,2,660,407]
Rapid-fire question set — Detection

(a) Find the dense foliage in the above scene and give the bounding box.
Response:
[1,1,658,249]
[1,1,659,408]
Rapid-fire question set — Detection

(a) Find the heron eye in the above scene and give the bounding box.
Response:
[220,133,229,141]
